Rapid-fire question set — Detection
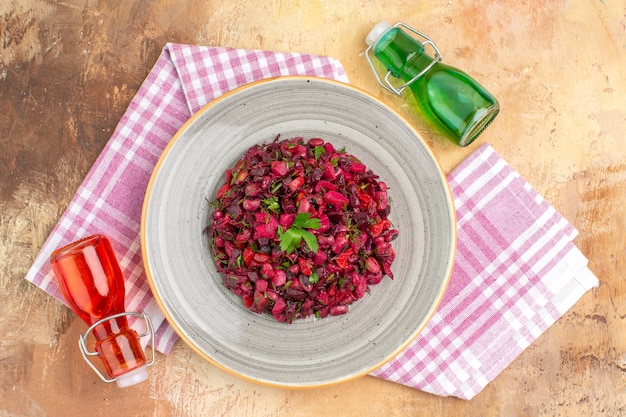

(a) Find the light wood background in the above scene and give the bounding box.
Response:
[1,1,625,416]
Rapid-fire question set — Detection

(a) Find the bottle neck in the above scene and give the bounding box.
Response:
[92,315,130,340]
[373,27,436,82]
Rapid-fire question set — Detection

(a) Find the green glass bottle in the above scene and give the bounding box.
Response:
[366,21,499,147]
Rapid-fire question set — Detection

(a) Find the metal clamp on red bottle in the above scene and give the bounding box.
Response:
[50,234,156,388]
[78,310,155,386]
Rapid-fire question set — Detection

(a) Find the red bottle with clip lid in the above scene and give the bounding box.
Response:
[50,234,154,387]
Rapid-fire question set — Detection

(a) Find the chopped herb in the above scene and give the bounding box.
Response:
[270,181,283,194]
[263,196,280,212]
[313,146,324,160]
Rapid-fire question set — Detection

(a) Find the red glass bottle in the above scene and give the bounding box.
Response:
[50,234,151,387]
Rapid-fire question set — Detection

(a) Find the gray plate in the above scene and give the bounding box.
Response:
[141,76,456,388]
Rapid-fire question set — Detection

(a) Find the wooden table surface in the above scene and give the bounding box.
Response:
[2,1,625,416]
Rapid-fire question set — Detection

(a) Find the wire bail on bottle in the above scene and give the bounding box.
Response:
[78,310,156,383]
[365,22,443,96]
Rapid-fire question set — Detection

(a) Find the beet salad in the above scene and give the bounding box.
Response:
[206,136,398,323]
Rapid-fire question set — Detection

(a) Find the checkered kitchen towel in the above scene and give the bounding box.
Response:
[25,43,349,354]
[371,142,598,399]
[25,43,597,399]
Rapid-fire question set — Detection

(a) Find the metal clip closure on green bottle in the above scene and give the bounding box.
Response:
[365,21,500,147]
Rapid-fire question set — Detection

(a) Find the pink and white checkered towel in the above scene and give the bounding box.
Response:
[371,142,598,398]
[25,43,597,399]
[25,43,349,355]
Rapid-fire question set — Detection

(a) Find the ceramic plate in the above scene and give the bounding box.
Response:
[141,77,455,387]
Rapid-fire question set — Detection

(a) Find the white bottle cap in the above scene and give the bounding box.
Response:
[115,365,149,388]
[366,21,392,46]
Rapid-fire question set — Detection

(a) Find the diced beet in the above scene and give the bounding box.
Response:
[260,176,272,189]
[253,252,271,263]
[255,279,268,293]
[349,162,367,173]
[286,287,307,301]
[226,204,242,219]
[383,260,394,279]
[292,144,307,158]
[244,183,260,197]
[323,190,349,208]
[301,298,314,317]
[254,214,279,239]
[236,229,251,243]
[260,262,275,278]
[253,289,269,311]
[265,289,279,302]
[313,250,327,266]
[322,161,339,180]
[297,198,311,213]
[216,183,231,200]
[316,214,330,233]
[288,263,300,276]
[271,270,287,287]
[298,257,312,276]
[271,160,289,177]
[243,293,254,308]
[335,249,353,269]
[287,176,305,192]
[279,213,295,229]
[317,234,335,247]
[315,180,338,192]
[366,272,384,285]
[272,298,286,317]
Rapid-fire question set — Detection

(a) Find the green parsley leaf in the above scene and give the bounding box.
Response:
[299,229,318,253]
[278,213,321,254]
[279,227,302,253]
[292,213,321,229]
